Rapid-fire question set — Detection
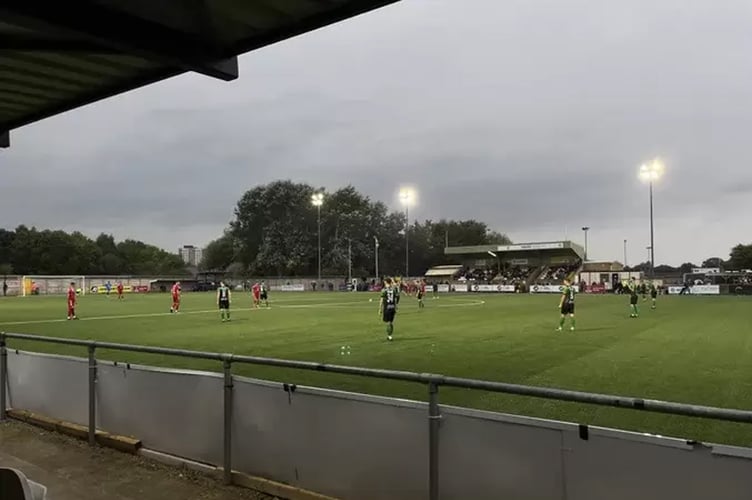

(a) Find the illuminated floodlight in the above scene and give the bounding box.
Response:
[639,159,664,183]
[399,187,415,206]
[311,192,324,207]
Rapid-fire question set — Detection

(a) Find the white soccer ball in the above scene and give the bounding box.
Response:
[369,298,373,302]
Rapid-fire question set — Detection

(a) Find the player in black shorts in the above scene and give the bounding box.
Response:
[628,278,639,318]
[379,278,398,341]
[649,281,658,309]
[557,279,576,332]
[217,281,231,322]
[417,279,426,309]
[260,280,269,308]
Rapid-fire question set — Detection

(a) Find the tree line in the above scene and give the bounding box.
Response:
[201,181,512,277]
[5,179,752,278]
[625,248,752,274]
[0,226,187,276]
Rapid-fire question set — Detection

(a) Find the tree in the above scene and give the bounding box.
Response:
[99,253,124,275]
[678,262,697,274]
[701,257,724,269]
[630,261,651,273]
[226,181,516,276]
[201,232,236,271]
[231,180,317,274]
[485,231,513,245]
[441,219,489,247]
[653,264,677,274]
[322,186,368,273]
[0,262,10,297]
[0,263,12,276]
[0,229,14,265]
[95,233,118,255]
[117,239,187,275]
[727,244,752,270]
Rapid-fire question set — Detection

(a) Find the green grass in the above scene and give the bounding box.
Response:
[2,291,752,446]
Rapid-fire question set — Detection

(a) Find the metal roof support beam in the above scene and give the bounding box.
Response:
[0,131,9,148]
[0,34,119,53]
[0,1,239,81]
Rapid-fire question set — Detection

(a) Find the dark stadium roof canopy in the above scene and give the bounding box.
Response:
[0,0,399,148]
[445,241,586,261]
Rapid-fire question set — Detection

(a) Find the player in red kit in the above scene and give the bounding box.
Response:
[67,282,78,320]
[251,282,261,309]
[170,281,181,313]
[117,281,124,300]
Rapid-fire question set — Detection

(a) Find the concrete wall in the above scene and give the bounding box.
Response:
[5,350,752,500]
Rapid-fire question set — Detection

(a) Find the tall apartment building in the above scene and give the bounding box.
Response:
[179,245,203,266]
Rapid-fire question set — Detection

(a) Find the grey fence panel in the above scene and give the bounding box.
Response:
[97,363,224,465]
[563,427,752,500]
[6,351,88,425]
[5,336,752,500]
[232,377,429,500]
[438,406,566,499]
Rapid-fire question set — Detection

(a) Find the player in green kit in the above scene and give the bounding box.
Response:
[379,278,398,341]
[649,281,658,309]
[627,278,639,317]
[217,281,232,322]
[557,279,576,332]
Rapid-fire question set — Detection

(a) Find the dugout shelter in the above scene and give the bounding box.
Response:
[0,0,400,148]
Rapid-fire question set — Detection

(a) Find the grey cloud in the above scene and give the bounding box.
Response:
[3,0,752,263]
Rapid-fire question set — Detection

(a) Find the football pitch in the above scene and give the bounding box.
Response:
[1,291,752,446]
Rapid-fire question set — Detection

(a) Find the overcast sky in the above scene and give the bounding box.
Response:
[3,0,752,265]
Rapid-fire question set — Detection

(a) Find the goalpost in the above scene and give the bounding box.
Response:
[21,275,87,296]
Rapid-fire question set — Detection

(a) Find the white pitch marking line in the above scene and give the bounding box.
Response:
[0,302,354,326]
[0,299,484,327]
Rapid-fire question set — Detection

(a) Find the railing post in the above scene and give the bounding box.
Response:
[0,332,7,421]
[428,381,441,500]
[87,344,97,446]
[223,358,234,485]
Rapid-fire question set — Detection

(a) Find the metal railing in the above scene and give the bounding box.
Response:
[2,332,752,500]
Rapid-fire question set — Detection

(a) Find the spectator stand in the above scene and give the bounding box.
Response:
[443,241,584,290]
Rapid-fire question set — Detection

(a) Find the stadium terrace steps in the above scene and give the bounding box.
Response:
[526,266,547,286]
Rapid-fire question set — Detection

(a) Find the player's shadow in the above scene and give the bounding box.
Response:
[394,336,433,342]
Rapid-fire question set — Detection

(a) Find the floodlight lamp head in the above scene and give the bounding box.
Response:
[399,187,415,206]
[639,159,664,183]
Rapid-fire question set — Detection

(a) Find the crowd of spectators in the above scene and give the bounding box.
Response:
[498,266,530,284]
[455,262,582,286]
[457,265,532,284]
[457,267,497,283]
[536,262,581,285]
